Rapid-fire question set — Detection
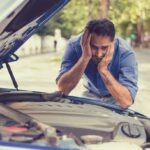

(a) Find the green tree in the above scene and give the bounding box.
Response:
[38,0,150,43]
[100,0,110,19]
[109,0,150,44]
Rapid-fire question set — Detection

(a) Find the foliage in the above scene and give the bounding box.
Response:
[38,0,150,39]
[109,0,150,38]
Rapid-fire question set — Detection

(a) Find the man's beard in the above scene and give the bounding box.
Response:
[92,57,103,65]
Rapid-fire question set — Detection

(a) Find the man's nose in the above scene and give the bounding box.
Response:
[97,50,103,58]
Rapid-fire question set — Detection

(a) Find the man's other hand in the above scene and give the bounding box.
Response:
[97,42,114,73]
[80,30,92,60]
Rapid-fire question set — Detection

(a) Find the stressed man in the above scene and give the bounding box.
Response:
[56,19,138,109]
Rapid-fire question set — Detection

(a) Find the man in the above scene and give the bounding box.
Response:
[56,19,138,109]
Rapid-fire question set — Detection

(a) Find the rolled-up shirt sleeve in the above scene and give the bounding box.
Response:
[119,51,138,102]
[56,40,78,83]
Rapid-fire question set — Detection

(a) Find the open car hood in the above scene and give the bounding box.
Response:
[0,0,69,69]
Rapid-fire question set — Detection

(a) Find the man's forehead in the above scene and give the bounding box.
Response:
[90,42,112,48]
[91,34,113,44]
[91,33,111,38]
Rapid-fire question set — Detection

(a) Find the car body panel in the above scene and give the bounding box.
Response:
[8,100,146,145]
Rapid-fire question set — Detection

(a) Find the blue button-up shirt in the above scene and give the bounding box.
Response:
[56,35,138,101]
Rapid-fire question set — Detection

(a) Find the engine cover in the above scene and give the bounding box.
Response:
[8,101,146,145]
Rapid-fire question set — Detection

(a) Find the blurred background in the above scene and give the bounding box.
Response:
[0,0,150,116]
[16,0,150,57]
[37,0,150,48]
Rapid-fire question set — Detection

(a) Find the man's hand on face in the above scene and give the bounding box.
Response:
[80,30,92,60]
[97,42,114,73]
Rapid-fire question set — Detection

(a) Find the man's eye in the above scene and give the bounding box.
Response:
[91,45,98,50]
[101,46,108,50]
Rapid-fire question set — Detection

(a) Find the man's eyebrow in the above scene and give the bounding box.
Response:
[101,45,109,48]
[91,43,110,48]
[90,43,98,48]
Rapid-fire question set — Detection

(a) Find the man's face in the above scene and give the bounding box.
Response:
[90,33,114,64]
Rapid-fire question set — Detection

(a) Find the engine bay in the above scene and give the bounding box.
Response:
[0,90,150,149]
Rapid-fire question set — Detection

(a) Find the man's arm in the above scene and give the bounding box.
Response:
[57,56,90,95]
[100,69,132,108]
[57,30,92,95]
[98,43,133,108]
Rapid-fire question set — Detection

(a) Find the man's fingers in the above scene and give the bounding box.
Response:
[109,43,114,59]
[104,44,114,63]
[82,30,90,45]
[101,46,111,63]
[87,33,91,45]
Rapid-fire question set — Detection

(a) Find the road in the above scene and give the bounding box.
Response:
[0,49,150,116]
[131,49,150,116]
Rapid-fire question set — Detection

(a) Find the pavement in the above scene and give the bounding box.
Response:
[131,49,150,116]
[0,49,150,116]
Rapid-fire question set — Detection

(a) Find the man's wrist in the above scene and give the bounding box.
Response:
[81,55,91,62]
[99,68,109,76]
[99,68,111,86]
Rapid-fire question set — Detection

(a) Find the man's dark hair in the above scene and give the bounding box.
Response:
[85,18,115,41]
